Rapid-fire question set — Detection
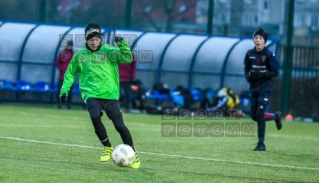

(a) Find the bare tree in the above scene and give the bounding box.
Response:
[139,0,197,32]
[53,0,124,27]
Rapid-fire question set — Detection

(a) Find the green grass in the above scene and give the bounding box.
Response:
[0,104,319,183]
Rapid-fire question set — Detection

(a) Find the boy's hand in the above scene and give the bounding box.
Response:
[245,74,253,83]
[115,36,123,42]
[60,93,67,102]
[255,71,267,79]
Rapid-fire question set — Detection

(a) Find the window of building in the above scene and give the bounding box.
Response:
[254,14,259,25]
[311,13,317,27]
[178,5,186,13]
[242,13,249,26]
[221,14,226,23]
[144,5,153,13]
[244,0,252,4]
[306,14,311,26]
[263,0,269,10]
[219,0,229,3]
[263,0,269,13]
[294,14,303,27]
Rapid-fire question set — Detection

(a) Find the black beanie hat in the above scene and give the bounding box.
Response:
[85,23,101,41]
[253,28,268,43]
[67,40,73,46]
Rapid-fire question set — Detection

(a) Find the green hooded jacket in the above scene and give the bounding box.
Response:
[60,40,132,103]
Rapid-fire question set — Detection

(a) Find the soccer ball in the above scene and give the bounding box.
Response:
[111,144,135,167]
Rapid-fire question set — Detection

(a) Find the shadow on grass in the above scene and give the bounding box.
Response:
[267,151,319,161]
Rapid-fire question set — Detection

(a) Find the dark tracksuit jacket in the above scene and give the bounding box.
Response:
[243,47,280,93]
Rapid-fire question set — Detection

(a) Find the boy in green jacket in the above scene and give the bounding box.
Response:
[60,23,140,169]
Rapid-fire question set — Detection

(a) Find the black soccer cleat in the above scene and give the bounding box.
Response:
[275,111,282,130]
[253,143,266,151]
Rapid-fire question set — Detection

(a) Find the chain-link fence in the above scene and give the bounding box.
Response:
[1,0,319,44]
[0,0,319,45]
[271,45,319,119]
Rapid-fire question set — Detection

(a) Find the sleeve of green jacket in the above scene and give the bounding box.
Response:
[108,39,132,63]
[60,54,79,97]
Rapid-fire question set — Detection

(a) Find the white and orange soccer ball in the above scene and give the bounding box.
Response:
[111,144,135,167]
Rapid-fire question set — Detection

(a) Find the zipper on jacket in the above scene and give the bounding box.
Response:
[257,54,260,91]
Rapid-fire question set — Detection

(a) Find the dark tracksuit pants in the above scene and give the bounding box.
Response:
[86,98,135,151]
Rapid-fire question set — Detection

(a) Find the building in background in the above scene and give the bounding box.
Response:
[131,0,197,32]
[293,0,319,45]
[0,0,319,45]
[196,0,319,45]
[196,0,285,37]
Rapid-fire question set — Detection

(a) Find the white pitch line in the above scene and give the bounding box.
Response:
[0,136,319,171]
[0,110,161,128]
[0,124,159,131]
[267,134,319,141]
[0,124,84,128]
[1,123,318,140]
[1,109,319,140]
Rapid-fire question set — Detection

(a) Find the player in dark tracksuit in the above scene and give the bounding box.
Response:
[244,28,282,151]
